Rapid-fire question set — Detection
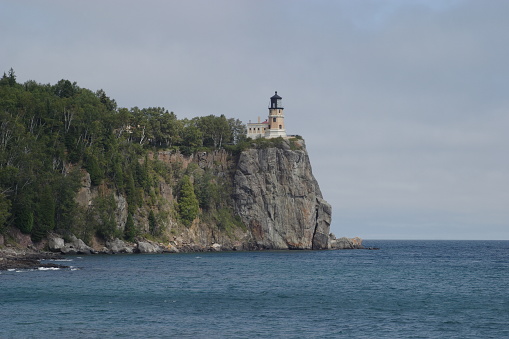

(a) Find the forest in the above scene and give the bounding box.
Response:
[0,69,249,243]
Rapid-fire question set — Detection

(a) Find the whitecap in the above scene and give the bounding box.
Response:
[37,267,61,271]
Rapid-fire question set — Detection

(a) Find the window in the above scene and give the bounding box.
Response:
[279,125,282,129]
[273,118,276,122]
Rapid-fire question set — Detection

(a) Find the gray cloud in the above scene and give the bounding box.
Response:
[1,0,507,239]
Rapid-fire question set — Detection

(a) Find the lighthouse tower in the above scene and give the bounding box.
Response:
[266,91,287,138]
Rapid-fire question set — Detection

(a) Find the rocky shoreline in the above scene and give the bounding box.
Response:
[0,249,68,271]
[1,231,369,271]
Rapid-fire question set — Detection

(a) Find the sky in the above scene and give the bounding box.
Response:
[1,0,508,240]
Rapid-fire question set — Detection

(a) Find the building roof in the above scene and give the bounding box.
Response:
[270,91,282,99]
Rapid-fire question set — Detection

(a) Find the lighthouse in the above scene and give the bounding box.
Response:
[246,91,288,139]
[266,91,287,138]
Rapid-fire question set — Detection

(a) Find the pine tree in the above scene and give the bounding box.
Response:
[148,210,157,235]
[178,175,199,226]
[124,213,137,241]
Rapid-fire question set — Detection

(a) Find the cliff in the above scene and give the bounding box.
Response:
[87,138,332,251]
[1,139,333,253]
[234,139,331,249]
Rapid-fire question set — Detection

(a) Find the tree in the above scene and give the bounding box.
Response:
[228,118,247,144]
[96,89,117,112]
[54,170,81,232]
[7,68,16,86]
[0,192,11,231]
[53,79,77,98]
[178,175,199,226]
[181,123,203,154]
[32,185,56,241]
[85,153,103,185]
[14,202,33,234]
[124,213,137,241]
[197,115,231,148]
[148,210,157,235]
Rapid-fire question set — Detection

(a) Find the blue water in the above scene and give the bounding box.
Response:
[1,240,508,338]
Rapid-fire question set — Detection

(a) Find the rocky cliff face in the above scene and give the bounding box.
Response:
[2,139,333,253]
[233,139,332,250]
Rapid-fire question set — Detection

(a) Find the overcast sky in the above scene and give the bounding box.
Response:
[2,0,508,239]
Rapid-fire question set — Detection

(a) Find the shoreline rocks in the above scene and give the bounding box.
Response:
[0,248,67,271]
[330,235,365,250]
[1,233,370,270]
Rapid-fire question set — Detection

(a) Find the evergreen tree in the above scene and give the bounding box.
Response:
[85,154,103,186]
[7,68,16,86]
[148,210,157,235]
[124,213,136,241]
[0,193,11,232]
[32,185,55,241]
[178,175,199,226]
[14,204,33,234]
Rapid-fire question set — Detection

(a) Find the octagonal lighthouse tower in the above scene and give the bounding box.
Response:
[266,91,287,138]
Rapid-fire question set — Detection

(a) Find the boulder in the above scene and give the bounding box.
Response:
[61,235,95,255]
[48,236,65,252]
[137,241,163,254]
[210,243,222,252]
[106,238,134,254]
[165,243,180,253]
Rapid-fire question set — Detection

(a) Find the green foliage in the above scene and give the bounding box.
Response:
[249,136,287,149]
[32,185,56,242]
[289,138,303,150]
[124,170,138,214]
[177,175,199,226]
[148,210,158,235]
[212,208,246,234]
[124,213,137,241]
[93,193,119,240]
[0,193,11,231]
[14,203,33,234]
[54,170,82,232]
[53,79,78,98]
[194,171,213,210]
[0,70,250,242]
[85,153,103,185]
[0,68,17,87]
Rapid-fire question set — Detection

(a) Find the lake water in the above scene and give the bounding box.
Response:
[1,240,508,338]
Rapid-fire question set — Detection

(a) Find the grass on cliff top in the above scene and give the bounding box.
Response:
[225,135,304,154]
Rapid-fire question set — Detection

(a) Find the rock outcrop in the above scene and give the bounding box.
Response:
[48,234,95,254]
[330,236,364,249]
[136,240,164,254]
[233,139,332,250]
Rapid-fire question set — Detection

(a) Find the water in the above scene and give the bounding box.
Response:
[1,240,508,338]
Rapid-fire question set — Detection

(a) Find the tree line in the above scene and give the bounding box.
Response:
[0,69,247,241]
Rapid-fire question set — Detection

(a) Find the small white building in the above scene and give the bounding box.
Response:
[247,91,287,139]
